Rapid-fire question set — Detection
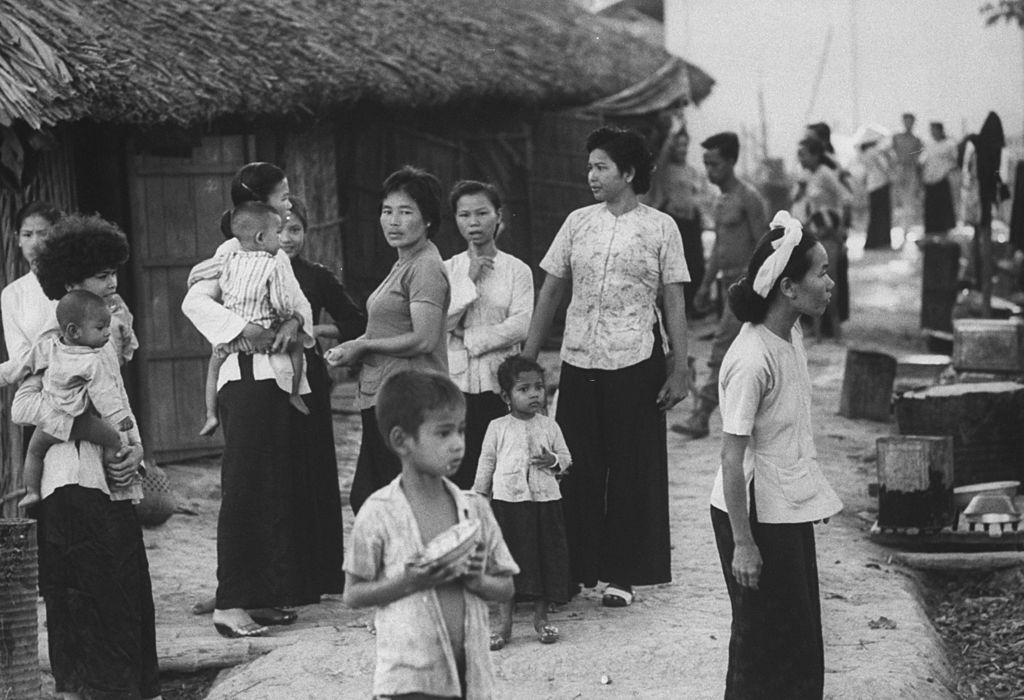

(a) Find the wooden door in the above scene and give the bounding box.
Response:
[128,135,251,459]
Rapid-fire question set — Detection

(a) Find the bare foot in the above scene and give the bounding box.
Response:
[289,395,310,415]
[191,595,216,615]
[199,415,219,437]
[18,489,41,509]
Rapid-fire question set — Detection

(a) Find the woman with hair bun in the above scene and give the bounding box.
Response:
[709,211,842,698]
[523,126,692,608]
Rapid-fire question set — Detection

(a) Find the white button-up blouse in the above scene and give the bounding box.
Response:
[540,203,689,370]
[444,250,533,395]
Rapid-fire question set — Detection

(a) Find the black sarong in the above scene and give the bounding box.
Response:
[865,185,892,249]
[711,500,824,700]
[556,336,671,588]
[216,353,340,608]
[924,179,956,234]
[37,484,160,699]
[350,408,402,514]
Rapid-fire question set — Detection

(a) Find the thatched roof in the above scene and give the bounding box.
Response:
[0,0,713,129]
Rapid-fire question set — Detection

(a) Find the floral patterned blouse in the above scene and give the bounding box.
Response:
[540,202,689,370]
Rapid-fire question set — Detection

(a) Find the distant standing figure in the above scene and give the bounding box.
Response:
[674,132,768,440]
[891,113,924,230]
[711,212,842,699]
[444,180,533,489]
[919,122,959,235]
[792,136,850,339]
[859,127,895,250]
[647,124,714,317]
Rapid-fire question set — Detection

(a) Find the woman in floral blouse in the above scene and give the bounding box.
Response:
[523,126,691,608]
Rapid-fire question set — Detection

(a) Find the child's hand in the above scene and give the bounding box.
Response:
[404,556,462,592]
[461,543,486,593]
[529,446,558,471]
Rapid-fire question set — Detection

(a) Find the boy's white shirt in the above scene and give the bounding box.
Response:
[181,238,313,393]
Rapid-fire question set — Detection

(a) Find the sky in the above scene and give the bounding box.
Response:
[665,0,1024,169]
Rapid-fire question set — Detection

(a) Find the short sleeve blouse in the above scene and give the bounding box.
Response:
[540,203,689,370]
[357,241,450,409]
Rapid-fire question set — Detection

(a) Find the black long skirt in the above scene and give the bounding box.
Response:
[924,179,956,234]
[37,484,160,699]
[711,502,824,700]
[216,353,342,609]
[492,499,570,604]
[454,391,507,490]
[864,185,893,249]
[301,348,346,594]
[555,340,671,588]
[350,408,402,514]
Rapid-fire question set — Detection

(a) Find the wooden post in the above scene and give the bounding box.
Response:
[839,349,897,421]
[0,518,40,699]
[894,381,1024,485]
[876,436,955,530]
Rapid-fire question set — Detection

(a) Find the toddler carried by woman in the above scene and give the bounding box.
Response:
[1,289,139,507]
[474,355,571,649]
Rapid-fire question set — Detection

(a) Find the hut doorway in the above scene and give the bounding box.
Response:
[127,134,252,459]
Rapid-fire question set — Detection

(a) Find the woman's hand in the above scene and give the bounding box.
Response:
[271,317,301,353]
[468,255,495,283]
[324,338,364,366]
[657,365,692,411]
[732,543,763,589]
[241,323,276,353]
[104,442,144,488]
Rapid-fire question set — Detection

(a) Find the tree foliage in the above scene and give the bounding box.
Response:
[981,0,1024,27]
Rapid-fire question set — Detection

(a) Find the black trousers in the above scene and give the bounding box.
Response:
[556,338,671,588]
[711,499,824,700]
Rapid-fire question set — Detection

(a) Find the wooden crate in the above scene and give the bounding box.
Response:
[952,318,1024,373]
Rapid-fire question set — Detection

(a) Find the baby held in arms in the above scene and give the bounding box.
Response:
[2,290,137,507]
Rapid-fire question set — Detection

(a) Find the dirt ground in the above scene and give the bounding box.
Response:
[42,238,961,698]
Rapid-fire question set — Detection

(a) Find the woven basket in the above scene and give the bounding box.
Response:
[134,461,177,527]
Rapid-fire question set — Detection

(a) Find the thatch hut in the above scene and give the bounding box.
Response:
[0,0,712,499]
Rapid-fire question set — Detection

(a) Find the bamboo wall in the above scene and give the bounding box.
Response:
[0,133,77,517]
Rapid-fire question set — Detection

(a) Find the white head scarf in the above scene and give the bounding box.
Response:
[752,211,804,298]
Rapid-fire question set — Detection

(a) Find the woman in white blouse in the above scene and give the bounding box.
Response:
[710,212,841,698]
[523,127,692,608]
[2,202,63,401]
[444,180,533,489]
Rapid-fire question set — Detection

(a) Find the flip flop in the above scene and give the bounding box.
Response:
[535,623,560,644]
[214,621,270,638]
[601,585,634,608]
[489,633,507,651]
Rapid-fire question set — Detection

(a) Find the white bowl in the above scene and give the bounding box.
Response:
[953,480,1021,511]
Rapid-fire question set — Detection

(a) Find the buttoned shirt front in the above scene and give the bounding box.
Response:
[540,203,689,370]
[473,413,571,502]
[346,477,519,699]
[444,250,533,395]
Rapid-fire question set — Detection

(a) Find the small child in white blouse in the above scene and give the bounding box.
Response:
[2,290,136,508]
[344,370,517,699]
[474,355,571,650]
[192,202,309,436]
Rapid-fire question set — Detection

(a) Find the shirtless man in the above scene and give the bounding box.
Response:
[673,132,768,439]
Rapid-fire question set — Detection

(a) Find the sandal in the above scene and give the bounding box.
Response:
[601,585,634,608]
[489,633,507,651]
[214,621,270,638]
[249,608,298,626]
[535,623,560,644]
